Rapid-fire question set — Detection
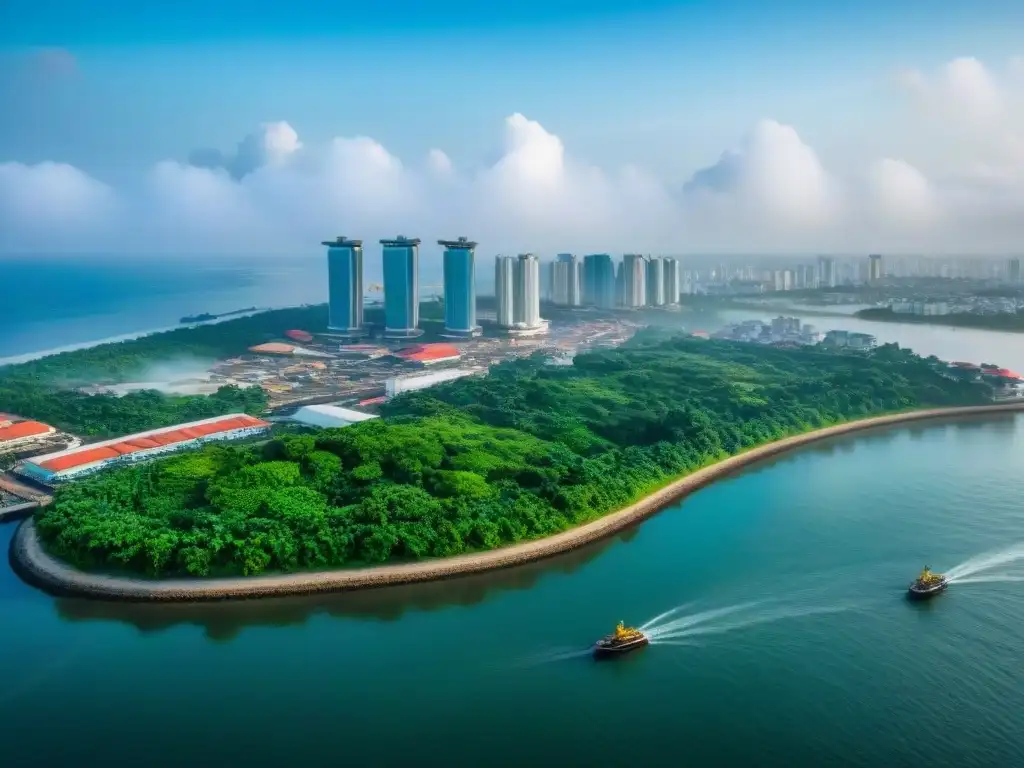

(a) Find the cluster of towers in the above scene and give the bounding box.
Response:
[547,253,683,309]
[323,235,482,339]
[322,237,686,339]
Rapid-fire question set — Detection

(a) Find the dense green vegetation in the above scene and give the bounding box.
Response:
[855,307,1024,332]
[36,334,991,578]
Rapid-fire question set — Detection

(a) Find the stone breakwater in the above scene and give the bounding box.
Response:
[10,403,1024,603]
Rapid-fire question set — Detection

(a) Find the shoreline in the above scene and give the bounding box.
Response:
[852,309,1024,335]
[10,402,1024,603]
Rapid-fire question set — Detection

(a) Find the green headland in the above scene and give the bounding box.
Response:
[32,329,992,580]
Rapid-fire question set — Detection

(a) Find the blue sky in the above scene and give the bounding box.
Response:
[2,0,1024,255]
[3,0,1022,180]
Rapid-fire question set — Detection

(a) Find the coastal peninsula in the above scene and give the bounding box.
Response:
[13,402,1024,601]
[20,333,1002,595]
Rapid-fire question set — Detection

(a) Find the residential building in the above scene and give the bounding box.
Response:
[620,253,647,308]
[380,236,422,338]
[439,236,481,337]
[322,236,364,335]
[582,253,616,308]
[551,253,582,306]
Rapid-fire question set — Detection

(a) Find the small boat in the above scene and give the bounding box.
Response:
[907,566,949,600]
[594,621,649,658]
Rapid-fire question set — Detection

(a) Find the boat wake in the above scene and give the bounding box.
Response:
[643,598,860,645]
[944,542,1024,583]
[948,573,1024,585]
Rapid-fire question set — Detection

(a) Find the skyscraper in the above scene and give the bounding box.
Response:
[662,258,681,305]
[322,236,364,335]
[817,256,837,288]
[380,236,422,338]
[646,257,666,306]
[1009,258,1021,284]
[620,254,647,308]
[439,237,481,337]
[583,253,616,308]
[551,253,582,306]
[868,254,883,283]
[514,253,542,327]
[495,254,543,330]
[495,255,516,327]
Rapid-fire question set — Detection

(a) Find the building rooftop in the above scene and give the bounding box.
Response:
[380,236,421,247]
[322,236,363,247]
[392,343,462,363]
[438,237,478,249]
[0,420,53,444]
[292,405,380,429]
[27,414,269,473]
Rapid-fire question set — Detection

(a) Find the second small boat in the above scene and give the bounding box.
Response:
[907,566,949,600]
[594,621,649,658]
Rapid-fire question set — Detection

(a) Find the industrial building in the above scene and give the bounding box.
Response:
[290,404,380,429]
[0,419,55,452]
[381,236,423,338]
[248,342,333,358]
[17,414,270,485]
[583,253,616,308]
[385,368,480,398]
[391,343,462,366]
[439,237,481,337]
[323,236,365,335]
[550,253,582,306]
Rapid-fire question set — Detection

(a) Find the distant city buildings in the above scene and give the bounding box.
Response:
[868,254,883,283]
[817,256,837,288]
[439,237,481,337]
[1010,258,1021,284]
[380,236,423,339]
[323,236,365,335]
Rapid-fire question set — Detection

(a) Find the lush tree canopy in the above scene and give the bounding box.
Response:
[35,333,990,578]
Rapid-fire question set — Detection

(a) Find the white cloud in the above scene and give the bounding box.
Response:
[4,58,1024,257]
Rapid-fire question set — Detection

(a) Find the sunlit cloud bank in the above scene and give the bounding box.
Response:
[2,54,1024,256]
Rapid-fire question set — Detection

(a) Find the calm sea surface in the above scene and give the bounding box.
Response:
[2,414,1023,767]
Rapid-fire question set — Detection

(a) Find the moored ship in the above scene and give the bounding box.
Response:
[907,566,949,600]
[593,621,649,658]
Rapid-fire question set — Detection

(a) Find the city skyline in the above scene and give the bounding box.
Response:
[3,2,1024,256]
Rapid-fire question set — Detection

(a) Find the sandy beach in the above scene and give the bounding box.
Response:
[11,402,1024,602]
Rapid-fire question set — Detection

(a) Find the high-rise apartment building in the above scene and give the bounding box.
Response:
[1009,258,1021,284]
[439,237,481,337]
[817,256,837,288]
[646,257,666,306]
[868,254,883,283]
[322,236,364,335]
[495,255,516,327]
[620,254,647,308]
[550,253,582,306]
[662,258,681,304]
[514,253,542,327]
[380,236,422,338]
[495,254,543,330]
[582,254,616,308]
